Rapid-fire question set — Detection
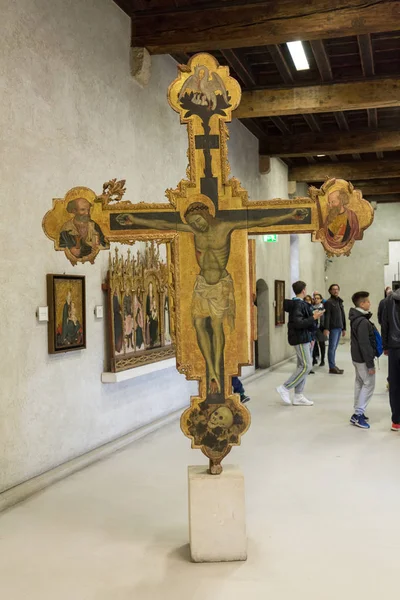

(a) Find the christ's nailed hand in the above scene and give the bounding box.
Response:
[116,213,135,226]
[291,208,308,221]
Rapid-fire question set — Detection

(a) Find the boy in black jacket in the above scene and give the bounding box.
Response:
[349,291,376,430]
[276,281,324,406]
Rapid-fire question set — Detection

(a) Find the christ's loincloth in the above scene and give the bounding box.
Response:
[192,273,235,328]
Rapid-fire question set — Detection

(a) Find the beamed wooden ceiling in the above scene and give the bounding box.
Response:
[114,0,400,202]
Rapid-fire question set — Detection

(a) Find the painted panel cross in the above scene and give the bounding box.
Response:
[43,53,374,474]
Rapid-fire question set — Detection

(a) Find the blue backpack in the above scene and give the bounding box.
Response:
[355,319,383,358]
[372,324,383,358]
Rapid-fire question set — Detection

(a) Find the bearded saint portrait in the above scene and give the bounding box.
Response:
[323,188,360,250]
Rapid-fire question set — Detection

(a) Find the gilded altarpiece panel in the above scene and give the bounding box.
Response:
[106,242,175,372]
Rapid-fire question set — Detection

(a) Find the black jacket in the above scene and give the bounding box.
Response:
[324,296,346,332]
[349,308,376,369]
[284,298,315,346]
[381,289,400,350]
[377,297,386,326]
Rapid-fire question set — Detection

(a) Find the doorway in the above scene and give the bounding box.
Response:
[255,278,270,369]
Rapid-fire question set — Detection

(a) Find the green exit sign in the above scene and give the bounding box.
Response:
[263,234,278,243]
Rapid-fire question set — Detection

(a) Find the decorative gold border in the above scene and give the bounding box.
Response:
[114,345,175,372]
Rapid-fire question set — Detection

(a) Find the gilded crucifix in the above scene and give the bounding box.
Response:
[43,53,373,474]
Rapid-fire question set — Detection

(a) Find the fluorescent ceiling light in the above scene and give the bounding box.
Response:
[317,154,326,157]
[287,41,310,71]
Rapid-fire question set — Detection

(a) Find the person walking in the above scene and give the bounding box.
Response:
[276,281,324,406]
[348,291,376,430]
[381,287,400,431]
[324,283,346,374]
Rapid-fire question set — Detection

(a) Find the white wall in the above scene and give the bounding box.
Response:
[326,203,400,322]
[0,0,325,491]
[0,0,200,493]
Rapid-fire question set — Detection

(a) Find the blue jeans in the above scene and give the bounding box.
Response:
[232,377,244,395]
[328,328,342,369]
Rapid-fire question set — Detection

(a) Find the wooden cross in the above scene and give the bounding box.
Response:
[98,54,318,474]
[43,53,373,474]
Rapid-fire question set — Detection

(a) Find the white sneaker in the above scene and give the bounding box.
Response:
[276,385,291,405]
[293,394,314,406]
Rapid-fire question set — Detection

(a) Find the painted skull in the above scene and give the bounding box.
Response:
[208,407,234,430]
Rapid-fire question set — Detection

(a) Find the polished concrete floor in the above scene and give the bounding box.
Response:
[1,345,398,599]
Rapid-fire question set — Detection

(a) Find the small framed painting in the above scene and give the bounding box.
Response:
[47,274,86,354]
[275,280,285,326]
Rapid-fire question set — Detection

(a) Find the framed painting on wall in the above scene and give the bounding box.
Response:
[275,280,285,326]
[47,274,86,354]
[105,242,175,373]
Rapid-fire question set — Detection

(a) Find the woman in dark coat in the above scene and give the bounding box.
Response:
[312,292,326,366]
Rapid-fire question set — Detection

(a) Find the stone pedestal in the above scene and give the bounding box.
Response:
[188,465,247,563]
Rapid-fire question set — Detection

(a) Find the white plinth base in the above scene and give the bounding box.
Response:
[188,465,247,563]
[101,358,176,383]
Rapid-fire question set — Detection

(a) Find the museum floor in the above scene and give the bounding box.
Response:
[1,345,399,599]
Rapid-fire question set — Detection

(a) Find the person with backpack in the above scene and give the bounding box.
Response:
[276,280,324,406]
[349,291,379,429]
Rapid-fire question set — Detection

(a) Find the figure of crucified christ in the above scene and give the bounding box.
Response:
[116,197,307,395]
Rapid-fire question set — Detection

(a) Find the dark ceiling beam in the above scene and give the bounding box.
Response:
[267,45,294,84]
[234,78,400,119]
[365,194,400,203]
[303,114,321,132]
[367,108,380,158]
[358,33,375,77]
[270,116,291,135]
[368,108,378,128]
[172,52,190,64]
[260,129,400,157]
[335,111,350,131]
[131,1,400,54]
[309,40,333,81]
[221,49,256,89]
[113,0,135,14]
[240,118,268,141]
[352,179,400,195]
[310,181,400,196]
[290,159,400,182]
[367,108,382,158]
